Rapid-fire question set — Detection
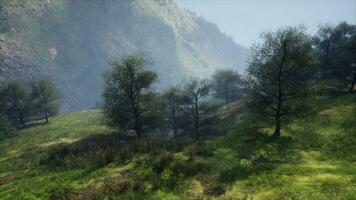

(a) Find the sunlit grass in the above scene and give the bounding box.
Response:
[0,109,113,199]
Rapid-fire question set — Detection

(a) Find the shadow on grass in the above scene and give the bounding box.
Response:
[23,120,48,129]
[41,132,194,170]
[217,115,302,185]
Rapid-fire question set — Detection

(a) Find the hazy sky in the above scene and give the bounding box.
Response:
[176,0,356,47]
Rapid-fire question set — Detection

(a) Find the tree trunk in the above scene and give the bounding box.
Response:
[134,117,142,138]
[42,97,49,123]
[321,33,335,79]
[173,119,177,138]
[172,113,177,137]
[194,116,199,141]
[194,96,199,141]
[272,40,287,139]
[19,116,25,128]
[349,72,356,92]
[45,111,49,123]
[225,80,229,104]
[172,107,177,137]
[128,67,142,138]
[194,122,199,141]
[273,116,281,138]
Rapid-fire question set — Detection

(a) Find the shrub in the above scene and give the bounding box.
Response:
[203,184,225,196]
[48,184,104,200]
[42,133,138,169]
[150,152,174,173]
[42,133,195,170]
[171,158,211,177]
[158,168,179,189]
[219,165,250,183]
[103,176,130,194]
[48,186,73,200]
[185,142,214,158]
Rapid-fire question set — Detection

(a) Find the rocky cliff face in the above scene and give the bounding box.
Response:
[0,0,248,110]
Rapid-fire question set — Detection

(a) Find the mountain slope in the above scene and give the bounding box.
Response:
[0,94,355,199]
[0,0,248,110]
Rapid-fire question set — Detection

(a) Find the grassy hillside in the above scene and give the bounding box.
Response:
[0,0,248,111]
[0,94,355,199]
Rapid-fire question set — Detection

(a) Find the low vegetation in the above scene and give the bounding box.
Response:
[0,93,354,199]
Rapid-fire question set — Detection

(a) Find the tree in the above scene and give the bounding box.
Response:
[30,80,59,123]
[212,69,243,104]
[331,23,356,92]
[313,24,336,79]
[0,81,30,128]
[163,86,183,137]
[102,55,162,138]
[181,79,219,140]
[315,22,356,92]
[245,27,318,138]
[347,33,356,92]
[0,113,15,140]
[0,85,16,139]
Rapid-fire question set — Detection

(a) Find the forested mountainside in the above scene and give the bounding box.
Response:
[0,0,248,111]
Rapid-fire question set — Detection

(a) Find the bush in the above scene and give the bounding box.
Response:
[203,184,225,196]
[42,133,195,170]
[150,152,174,173]
[42,133,139,169]
[219,164,250,183]
[48,184,104,200]
[159,168,179,189]
[171,158,211,177]
[185,142,214,158]
[103,176,130,194]
[48,186,73,200]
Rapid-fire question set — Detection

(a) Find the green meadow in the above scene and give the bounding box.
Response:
[0,94,355,199]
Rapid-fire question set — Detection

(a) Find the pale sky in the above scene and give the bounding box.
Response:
[176,0,356,47]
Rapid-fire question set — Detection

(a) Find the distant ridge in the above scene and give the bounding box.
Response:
[0,0,248,110]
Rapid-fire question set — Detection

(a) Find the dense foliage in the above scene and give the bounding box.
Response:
[179,79,221,140]
[0,79,59,134]
[314,22,356,92]
[245,26,318,137]
[102,55,162,138]
[0,113,15,140]
[102,55,223,140]
[30,80,59,123]
[0,81,29,128]
[212,69,244,104]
